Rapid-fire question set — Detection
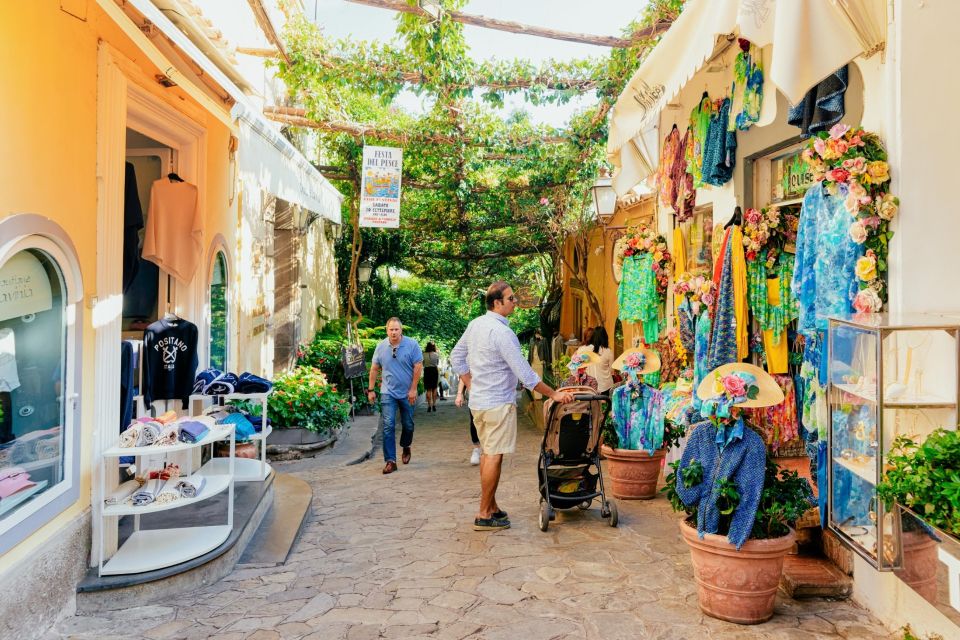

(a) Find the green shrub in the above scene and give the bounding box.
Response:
[268,366,350,434]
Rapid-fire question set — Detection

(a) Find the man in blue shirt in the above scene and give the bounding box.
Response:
[367,317,423,474]
[451,281,574,530]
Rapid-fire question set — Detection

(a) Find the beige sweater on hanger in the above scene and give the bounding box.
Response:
[142,179,203,285]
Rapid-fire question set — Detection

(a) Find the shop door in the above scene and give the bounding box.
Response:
[272,200,301,371]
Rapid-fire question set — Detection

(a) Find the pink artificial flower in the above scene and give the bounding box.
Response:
[849,133,864,147]
[652,261,660,272]
[702,292,715,307]
[722,375,747,398]
[835,139,849,155]
[746,208,762,225]
[813,138,827,157]
[865,216,881,229]
[842,157,866,175]
[539,197,549,205]
[853,288,883,313]
[827,168,851,183]
[829,123,851,140]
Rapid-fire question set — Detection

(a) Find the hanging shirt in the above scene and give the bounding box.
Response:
[707,238,739,372]
[686,93,713,188]
[671,128,697,220]
[142,317,199,409]
[618,253,660,344]
[611,382,665,454]
[788,65,848,138]
[656,125,680,208]
[792,183,860,336]
[702,98,737,187]
[730,41,764,131]
[142,179,203,284]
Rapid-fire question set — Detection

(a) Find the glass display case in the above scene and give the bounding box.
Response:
[827,313,960,570]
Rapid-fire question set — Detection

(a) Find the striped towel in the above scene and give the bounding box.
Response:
[175,474,206,499]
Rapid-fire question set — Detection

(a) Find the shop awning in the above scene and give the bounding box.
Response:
[119,0,343,222]
[607,0,886,194]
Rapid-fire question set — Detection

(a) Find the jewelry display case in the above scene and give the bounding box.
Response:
[827,313,960,570]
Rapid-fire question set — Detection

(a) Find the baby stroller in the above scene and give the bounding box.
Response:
[538,387,618,531]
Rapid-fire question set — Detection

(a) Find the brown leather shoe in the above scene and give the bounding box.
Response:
[401,447,412,465]
[382,461,397,474]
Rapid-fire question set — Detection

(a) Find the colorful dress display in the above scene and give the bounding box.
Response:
[618,253,661,344]
[702,97,737,187]
[671,128,697,220]
[792,183,861,337]
[730,40,763,131]
[708,238,739,371]
[656,125,680,208]
[745,374,799,451]
[686,93,713,188]
[747,252,799,374]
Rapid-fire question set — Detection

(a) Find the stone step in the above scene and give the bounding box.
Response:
[237,473,312,566]
[781,554,853,599]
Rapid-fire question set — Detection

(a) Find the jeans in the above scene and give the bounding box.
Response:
[381,394,415,462]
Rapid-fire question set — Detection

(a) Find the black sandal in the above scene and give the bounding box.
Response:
[473,516,510,531]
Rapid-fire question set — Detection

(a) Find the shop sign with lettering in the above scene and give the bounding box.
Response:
[359,145,403,228]
[772,150,815,202]
[0,252,53,321]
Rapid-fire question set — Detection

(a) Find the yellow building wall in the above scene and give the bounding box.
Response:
[0,1,235,570]
[559,198,656,356]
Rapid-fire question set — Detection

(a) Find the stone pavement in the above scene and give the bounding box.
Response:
[49,396,896,640]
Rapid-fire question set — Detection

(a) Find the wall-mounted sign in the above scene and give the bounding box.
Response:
[0,251,53,322]
[771,150,815,203]
[359,146,402,228]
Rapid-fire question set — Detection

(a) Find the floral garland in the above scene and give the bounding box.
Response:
[801,124,899,312]
[742,206,798,270]
[741,206,799,338]
[616,225,673,300]
[673,270,716,310]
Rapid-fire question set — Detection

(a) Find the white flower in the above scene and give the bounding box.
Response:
[849,221,868,244]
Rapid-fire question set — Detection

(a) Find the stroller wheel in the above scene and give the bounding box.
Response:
[577,500,592,510]
[607,500,619,527]
[538,501,549,532]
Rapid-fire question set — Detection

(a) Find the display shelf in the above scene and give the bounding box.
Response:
[833,456,876,485]
[100,525,232,575]
[828,313,960,571]
[101,472,231,517]
[103,425,233,457]
[246,425,272,442]
[202,457,271,482]
[18,456,61,473]
[0,480,48,516]
[189,391,269,403]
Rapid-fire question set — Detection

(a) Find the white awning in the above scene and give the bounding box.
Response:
[121,0,343,221]
[607,0,885,194]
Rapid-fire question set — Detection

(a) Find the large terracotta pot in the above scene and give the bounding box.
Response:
[898,529,940,603]
[600,445,666,500]
[679,519,795,625]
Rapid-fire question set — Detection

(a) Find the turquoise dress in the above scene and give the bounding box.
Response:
[618,253,661,343]
[611,382,665,454]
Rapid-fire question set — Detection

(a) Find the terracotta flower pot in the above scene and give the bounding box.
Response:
[679,519,795,625]
[898,529,940,603]
[600,444,666,500]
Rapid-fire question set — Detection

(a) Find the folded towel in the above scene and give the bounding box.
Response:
[204,372,238,395]
[192,415,218,429]
[193,367,222,394]
[155,410,179,424]
[119,423,140,448]
[104,480,142,506]
[178,420,210,444]
[237,372,272,394]
[130,478,163,506]
[154,423,180,446]
[176,474,206,499]
[220,413,256,442]
[155,478,182,504]
[138,421,162,446]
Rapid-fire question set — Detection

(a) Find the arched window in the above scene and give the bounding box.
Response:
[209,251,228,371]
[0,218,83,555]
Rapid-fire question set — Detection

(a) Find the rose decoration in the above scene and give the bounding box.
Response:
[849,220,868,244]
[722,375,747,398]
[855,250,878,282]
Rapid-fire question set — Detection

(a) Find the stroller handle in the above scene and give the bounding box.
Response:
[571,393,608,402]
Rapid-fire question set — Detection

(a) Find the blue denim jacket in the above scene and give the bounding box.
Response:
[675,418,766,549]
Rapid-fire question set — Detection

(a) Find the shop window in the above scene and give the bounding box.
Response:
[679,206,714,273]
[0,233,80,554]
[209,251,228,370]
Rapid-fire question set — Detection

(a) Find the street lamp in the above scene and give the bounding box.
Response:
[357,260,373,284]
[591,168,618,225]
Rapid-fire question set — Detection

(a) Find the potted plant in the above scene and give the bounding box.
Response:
[665,363,813,624]
[878,429,960,601]
[265,365,352,449]
[599,347,681,499]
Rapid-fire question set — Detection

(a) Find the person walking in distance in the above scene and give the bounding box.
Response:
[451,281,574,530]
[367,318,423,474]
[422,341,440,412]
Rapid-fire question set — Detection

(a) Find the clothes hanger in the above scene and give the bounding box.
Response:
[167,172,184,183]
[724,206,742,229]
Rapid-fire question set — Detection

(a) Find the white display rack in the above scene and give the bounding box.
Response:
[189,391,273,482]
[96,424,235,577]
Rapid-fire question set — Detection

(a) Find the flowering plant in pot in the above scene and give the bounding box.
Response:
[599,347,683,499]
[664,363,813,625]
[268,366,351,435]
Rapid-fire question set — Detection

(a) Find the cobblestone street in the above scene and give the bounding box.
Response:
[53,399,895,640]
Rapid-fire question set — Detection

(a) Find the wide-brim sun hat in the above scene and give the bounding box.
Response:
[696,362,785,409]
[612,347,661,375]
[568,350,600,370]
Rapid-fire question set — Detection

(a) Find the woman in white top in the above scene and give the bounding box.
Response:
[575,326,614,394]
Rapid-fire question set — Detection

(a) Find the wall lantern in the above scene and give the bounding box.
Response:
[357,260,373,284]
[591,167,618,225]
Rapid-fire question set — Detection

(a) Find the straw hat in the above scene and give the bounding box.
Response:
[612,347,661,375]
[567,350,600,371]
[696,363,784,409]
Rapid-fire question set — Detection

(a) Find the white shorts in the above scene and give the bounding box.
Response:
[471,403,517,455]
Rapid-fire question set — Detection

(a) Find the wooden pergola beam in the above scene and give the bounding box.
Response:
[414,245,551,261]
[264,106,569,145]
[345,0,671,48]
[246,0,290,64]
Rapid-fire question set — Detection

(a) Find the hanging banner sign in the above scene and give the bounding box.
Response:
[359,145,402,228]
